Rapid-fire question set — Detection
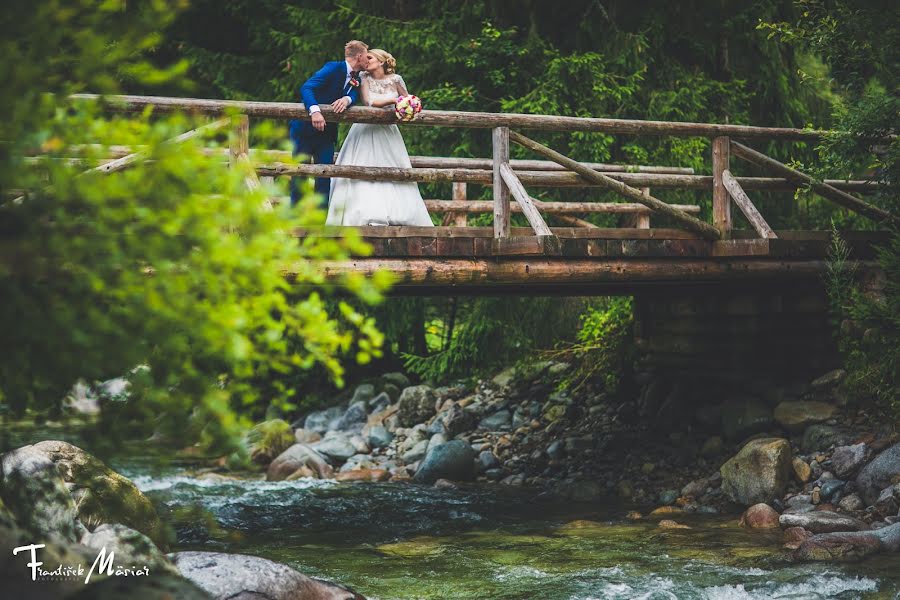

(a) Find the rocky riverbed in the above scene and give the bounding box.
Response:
[2,363,898,598]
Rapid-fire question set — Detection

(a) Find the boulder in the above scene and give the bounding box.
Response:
[778,510,869,534]
[171,551,365,600]
[773,401,836,431]
[413,440,476,484]
[874,484,900,517]
[80,523,177,575]
[30,441,164,546]
[740,503,781,529]
[720,438,792,506]
[441,404,475,437]
[366,425,393,449]
[793,531,883,561]
[856,443,900,505]
[350,383,376,406]
[801,425,851,453]
[478,450,500,471]
[246,419,295,465]
[397,385,437,427]
[66,575,213,600]
[838,493,864,512]
[267,444,332,480]
[478,409,512,431]
[381,372,411,389]
[336,401,368,432]
[401,440,428,464]
[303,406,344,435]
[368,392,391,413]
[831,443,868,479]
[311,434,358,464]
[0,445,81,543]
[294,429,322,445]
[783,526,813,550]
[720,396,773,440]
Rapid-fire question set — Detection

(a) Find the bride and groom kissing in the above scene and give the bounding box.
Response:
[288,40,433,227]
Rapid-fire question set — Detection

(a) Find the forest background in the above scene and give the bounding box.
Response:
[1,0,896,455]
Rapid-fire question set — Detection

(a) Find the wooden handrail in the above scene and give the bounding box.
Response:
[509,130,722,240]
[422,200,701,214]
[72,93,849,141]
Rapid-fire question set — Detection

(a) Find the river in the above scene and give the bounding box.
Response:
[6,422,900,599]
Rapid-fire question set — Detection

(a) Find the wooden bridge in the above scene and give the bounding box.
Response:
[60,94,895,294]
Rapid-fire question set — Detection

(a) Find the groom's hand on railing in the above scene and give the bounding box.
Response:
[331,97,351,114]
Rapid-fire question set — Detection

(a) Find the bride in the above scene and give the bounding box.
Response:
[325,49,434,226]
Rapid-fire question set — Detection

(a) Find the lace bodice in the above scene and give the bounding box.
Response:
[360,73,408,106]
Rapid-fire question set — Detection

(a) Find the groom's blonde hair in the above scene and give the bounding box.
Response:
[344,40,368,58]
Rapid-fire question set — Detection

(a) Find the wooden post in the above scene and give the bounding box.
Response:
[507,130,721,240]
[492,127,511,238]
[730,140,899,227]
[712,136,731,239]
[449,182,468,226]
[499,163,553,236]
[636,188,651,229]
[230,115,249,169]
[722,170,777,239]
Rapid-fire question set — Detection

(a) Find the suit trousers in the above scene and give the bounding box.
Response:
[290,137,334,208]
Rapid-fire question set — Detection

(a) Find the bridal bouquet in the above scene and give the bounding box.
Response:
[395,95,423,122]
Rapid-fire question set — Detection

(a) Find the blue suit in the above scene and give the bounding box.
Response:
[288,61,360,206]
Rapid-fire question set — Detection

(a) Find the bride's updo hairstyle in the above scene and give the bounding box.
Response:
[369,49,396,74]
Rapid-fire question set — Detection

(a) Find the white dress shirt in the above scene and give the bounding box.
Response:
[308,60,354,115]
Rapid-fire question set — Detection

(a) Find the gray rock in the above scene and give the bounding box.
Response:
[351,383,376,405]
[348,434,370,455]
[720,396,773,440]
[478,409,512,431]
[856,443,900,505]
[774,400,836,431]
[546,440,565,460]
[401,440,429,464]
[80,523,177,575]
[381,383,401,403]
[501,473,525,486]
[779,510,870,533]
[478,450,500,471]
[336,401,368,432]
[312,435,358,463]
[820,479,845,502]
[511,409,528,429]
[368,392,392,413]
[802,425,851,452]
[397,385,437,427]
[720,437,792,505]
[413,440,476,484]
[67,575,213,600]
[304,406,344,434]
[171,551,365,600]
[267,444,332,480]
[492,367,516,388]
[831,443,868,478]
[874,484,900,516]
[839,493,865,512]
[427,433,448,453]
[367,425,393,449]
[809,369,846,392]
[442,404,475,437]
[426,418,447,435]
[381,372,411,389]
[659,489,679,505]
[0,445,81,543]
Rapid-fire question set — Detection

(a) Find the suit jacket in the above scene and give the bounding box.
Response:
[289,61,360,146]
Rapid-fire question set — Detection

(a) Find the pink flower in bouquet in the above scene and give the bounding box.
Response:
[394,95,423,122]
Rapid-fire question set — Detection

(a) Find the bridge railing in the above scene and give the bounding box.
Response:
[44,95,899,244]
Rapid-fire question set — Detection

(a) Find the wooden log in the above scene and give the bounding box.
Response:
[75,94,844,141]
[499,162,553,236]
[301,258,879,289]
[91,118,229,175]
[730,141,899,226]
[493,127,510,238]
[712,136,731,238]
[450,182,468,226]
[508,130,721,240]
[294,225,707,240]
[422,200,701,214]
[722,170,777,239]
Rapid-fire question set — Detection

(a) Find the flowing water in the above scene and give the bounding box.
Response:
[6,422,900,599]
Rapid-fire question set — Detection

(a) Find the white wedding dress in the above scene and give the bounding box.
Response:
[325,73,433,226]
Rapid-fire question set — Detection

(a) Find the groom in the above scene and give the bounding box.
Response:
[289,40,370,207]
